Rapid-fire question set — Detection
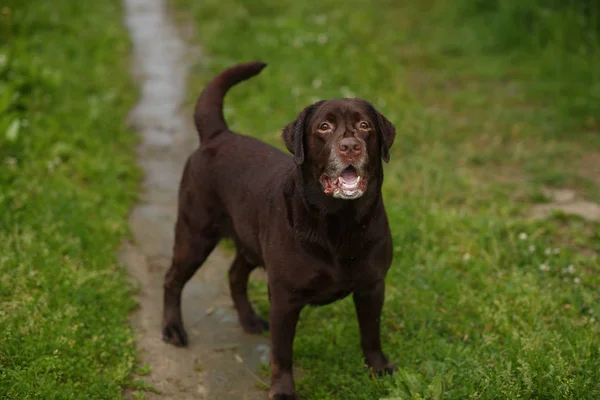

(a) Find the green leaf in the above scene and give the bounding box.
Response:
[428,374,444,399]
[5,119,20,142]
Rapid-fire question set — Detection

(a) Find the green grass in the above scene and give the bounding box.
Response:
[0,0,141,398]
[175,0,600,398]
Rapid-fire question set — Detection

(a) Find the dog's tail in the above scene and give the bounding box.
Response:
[194,61,267,142]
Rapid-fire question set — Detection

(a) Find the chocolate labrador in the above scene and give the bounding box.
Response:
[162,62,396,399]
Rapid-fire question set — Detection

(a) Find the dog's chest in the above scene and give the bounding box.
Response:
[300,256,375,306]
[291,230,383,305]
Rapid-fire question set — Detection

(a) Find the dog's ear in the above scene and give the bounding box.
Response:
[368,103,396,163]
[282,101,324,165]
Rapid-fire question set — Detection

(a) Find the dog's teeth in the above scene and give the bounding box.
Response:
[340,181,359,189]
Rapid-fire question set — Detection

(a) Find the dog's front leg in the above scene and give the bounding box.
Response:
[353,281,396,375]
[268,293,303,400]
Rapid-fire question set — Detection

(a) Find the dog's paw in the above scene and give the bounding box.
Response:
[241,315,270,334]
[269,392,301,400]
[372,362,397,376]
[364,351,397,377]
[162,321,188,347]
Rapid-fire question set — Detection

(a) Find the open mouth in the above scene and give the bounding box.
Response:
[320,166,367,200]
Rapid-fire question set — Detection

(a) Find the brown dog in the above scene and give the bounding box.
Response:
[162,62,396,399]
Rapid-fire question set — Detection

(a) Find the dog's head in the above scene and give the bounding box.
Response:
[282,98,395,200]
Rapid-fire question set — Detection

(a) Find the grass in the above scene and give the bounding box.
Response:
[0,0,141,398]
[174,0,600,398]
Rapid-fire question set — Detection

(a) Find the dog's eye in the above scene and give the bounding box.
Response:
[318,122,330,131]
[359,122,369,129]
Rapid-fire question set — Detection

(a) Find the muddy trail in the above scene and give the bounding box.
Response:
[122,0,269,398]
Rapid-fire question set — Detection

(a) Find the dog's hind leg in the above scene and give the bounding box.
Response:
[229,253,269,334]
[162,212,220,346]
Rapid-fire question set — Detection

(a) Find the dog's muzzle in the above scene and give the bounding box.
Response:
[320,165,368,199]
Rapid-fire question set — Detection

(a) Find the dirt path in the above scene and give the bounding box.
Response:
[121,0,269,398]
[530,188,600,222]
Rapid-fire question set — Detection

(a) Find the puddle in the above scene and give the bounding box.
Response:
[122,0,269,398]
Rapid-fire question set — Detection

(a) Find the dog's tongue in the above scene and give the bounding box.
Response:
[340,167,359,184]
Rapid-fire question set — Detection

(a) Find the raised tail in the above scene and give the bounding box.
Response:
[194,61,267,142]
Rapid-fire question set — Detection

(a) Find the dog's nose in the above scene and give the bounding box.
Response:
[338,137,362,157]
